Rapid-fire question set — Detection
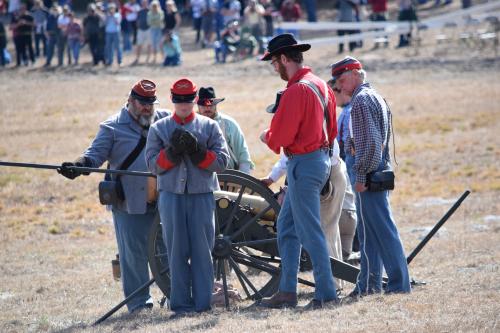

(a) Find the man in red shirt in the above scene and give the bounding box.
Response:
[258,33,339,310]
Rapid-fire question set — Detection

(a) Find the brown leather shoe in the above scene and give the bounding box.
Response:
[257,291,298,309]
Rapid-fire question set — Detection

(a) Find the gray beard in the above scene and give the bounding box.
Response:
[137,114,154,127]
[129,107,154,127]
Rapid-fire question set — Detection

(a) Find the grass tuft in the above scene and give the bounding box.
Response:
[48,222,61,235]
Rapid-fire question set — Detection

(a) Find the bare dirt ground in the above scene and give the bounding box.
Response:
[1,18,499,332]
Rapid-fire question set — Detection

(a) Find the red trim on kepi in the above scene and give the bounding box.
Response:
[130,79,157,104]
[330,56,363,82]
[171,78,197,103]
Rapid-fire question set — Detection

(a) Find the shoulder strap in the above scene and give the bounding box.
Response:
[106,131,147,181]
[298,79,330,143]
[119,134,147,171]
[381,98,389,147]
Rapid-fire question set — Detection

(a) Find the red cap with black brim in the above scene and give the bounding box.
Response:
[170,78,197,104]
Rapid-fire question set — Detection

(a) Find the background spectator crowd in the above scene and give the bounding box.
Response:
[0,0,467,68]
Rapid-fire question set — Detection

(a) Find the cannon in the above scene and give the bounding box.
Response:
[147,170,471,310]
[0,162,471,321]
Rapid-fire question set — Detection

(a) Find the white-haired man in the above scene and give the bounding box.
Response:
[332,56,411,297]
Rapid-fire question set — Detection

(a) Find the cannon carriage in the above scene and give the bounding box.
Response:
[147,170,360,308]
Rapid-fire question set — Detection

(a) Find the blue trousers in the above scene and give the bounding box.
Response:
[45,34,57,65]
[68,39,80,64]
[112,207,155,312]
[303,0,317,22]
[278,150,338,301]
[56,33,67,66]
[122,30,133,52]
[163,53,181,66]
[354,161,411,294]
[34,32,46,58]
[158,191,215,313]
[105,32,122,65]
[345,153,356,189]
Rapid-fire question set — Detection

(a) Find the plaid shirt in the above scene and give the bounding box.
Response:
[350,83,391,184]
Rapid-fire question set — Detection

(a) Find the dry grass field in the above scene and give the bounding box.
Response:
[1,21,499,332]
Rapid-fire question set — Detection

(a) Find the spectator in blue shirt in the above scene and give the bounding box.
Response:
[162,29,182,66]
[104,3,122,66]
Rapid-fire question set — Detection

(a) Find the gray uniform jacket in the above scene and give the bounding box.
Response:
[82,106,171,214]
[145,113,229,194]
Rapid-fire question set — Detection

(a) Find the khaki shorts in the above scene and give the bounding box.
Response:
[137,29,150,46]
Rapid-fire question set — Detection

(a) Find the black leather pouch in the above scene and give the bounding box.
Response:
[98,180,125,205]
[366,170,395,192]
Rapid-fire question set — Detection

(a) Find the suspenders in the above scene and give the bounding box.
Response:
[298,79,332,155]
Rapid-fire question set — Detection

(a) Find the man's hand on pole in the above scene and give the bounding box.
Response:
[58,156,90,180]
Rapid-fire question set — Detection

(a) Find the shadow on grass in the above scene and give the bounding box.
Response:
[50,311,135,333]
[51,290,342,331]
[51,308,223,332]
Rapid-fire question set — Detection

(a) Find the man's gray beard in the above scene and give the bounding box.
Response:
[129,105,154,127]
[137,114,154,127]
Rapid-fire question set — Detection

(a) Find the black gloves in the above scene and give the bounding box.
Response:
[165,146,183,165]
[179,130,199,155]
[170,128,186,154]
[189,145,208,165]
[58,156,91,180]
[164,129,208,166]
[165,128,186,165]
[179,131,207,165]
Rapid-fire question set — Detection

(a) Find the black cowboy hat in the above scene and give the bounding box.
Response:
[261,33,311,61]
[197,87,225,106]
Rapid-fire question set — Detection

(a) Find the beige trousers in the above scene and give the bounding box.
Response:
[339,161,357,260]
[320,159,347,287]
[339,209,357,259]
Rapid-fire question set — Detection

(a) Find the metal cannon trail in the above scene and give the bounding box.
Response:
[0,161,470,325]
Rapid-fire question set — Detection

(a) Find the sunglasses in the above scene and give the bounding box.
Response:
[135,98,154,106]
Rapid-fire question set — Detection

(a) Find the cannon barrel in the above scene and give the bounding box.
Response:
[214,190,277,222]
